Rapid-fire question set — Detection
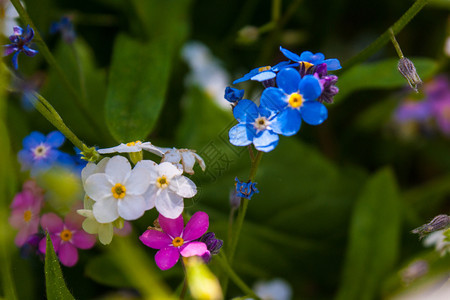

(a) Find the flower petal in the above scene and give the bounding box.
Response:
[39,234,61,254]
[158,162,183,179]
[92,197,119,223]
[233,99,258,123]
[12,51,20,69]
[125,167,151,195]
[139,229,172,249]
[251,71,276,82]
[270,108,301,136]
[180,152,196,174]
[23,45,38,57]
[155,191,184,219]
[279,46,301,62]
[180,242,207,257]
[229,123,253,147]
[58,242,78,267]
[142,185,158,210]
[23,131,45,149]
[169,176,197,198]
[323,58,341,71]
[155,247,180,270]
[276,68,301,95]
[182,211,209,241]
[82,217,99,234]
[98,223,114,245]
[117,195,146,220]
[84,173,113,201]
[23,25,35,43]
[253,130,279,152]
[105,156,132,183]
[40,213,64,233]
[71,230,96,249]
[301,101,328,125]
[158,212,184,238]
[260,87,288,112]
[3,45,17,56]
[299,75,322,101]
[45,131,65,148]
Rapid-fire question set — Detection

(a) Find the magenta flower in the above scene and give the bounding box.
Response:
[9,190,42,247]
[139,212,209,270]
[39,212,96,267]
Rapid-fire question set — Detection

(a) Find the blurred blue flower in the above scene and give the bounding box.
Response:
[233,61,292,85]
[18,131,65,176]
[229,99,281,152]
[50,17,76,44]
[224,87,244,103]
[280,46,341,71]
[261,68,327,136]
[235,177,259,200]
[3,25,38,69]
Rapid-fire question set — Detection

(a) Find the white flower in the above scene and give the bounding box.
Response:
[97,141,164,156]
[158,147,206,175]
[84,155,151,222]
[423,229,450,256]
[253,278,292,300]
[81,157,110,187]
[77,209,114,245]
[136,161,197,219]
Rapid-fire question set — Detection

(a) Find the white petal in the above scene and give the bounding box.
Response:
[134,160,159,181]
[193,153,206,171]
[98,223,114,245]
[105,155,132,183]
[95,157,111,173]
[158,162,183,179]
[170,176,197,198]
[93,197,119,223]
[84,173,113,201]
[141,142,165,156]
[181,152,196,174]
[117,195,146,220]
[98,143,141,153]
[125,167,151,195]
[82,218,99,234]
[155,190,184,219]
[81,163,97,185]
[142,185,158,210]
[162,149,182,164]
[77,209,94,218]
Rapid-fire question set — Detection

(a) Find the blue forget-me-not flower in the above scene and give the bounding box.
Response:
[235,177,259,200]
[280,46,341,72]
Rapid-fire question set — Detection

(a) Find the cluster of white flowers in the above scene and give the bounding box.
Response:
[78,141,205,244]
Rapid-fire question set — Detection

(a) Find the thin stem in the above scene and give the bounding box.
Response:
[10,0,103,133]
[216,254,260,300]
[271,0,282,23]
[342,0,429,70]
[389,28,404,59]
[179,259,188,300]
[70,44,88,104]
[247,145,255,161]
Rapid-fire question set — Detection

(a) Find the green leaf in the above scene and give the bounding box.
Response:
[335,58,439,102]
[105,0,191,142]
[336,168,402,300]
[44,234,75,300]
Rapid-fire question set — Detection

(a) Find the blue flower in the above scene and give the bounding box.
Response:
[280,46,341,71]
[229,99,280,152]
[50,17,76,44]
[235,177,259,200]
[3,25,38,70]
[224,87,244,103]
[261,68,327,136]
[233,61,292,85]
[18,131,65,175]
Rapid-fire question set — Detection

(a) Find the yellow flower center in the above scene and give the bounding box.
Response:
[300,61,314,70]
[172,237,184,247]
[258,65,271,72]
[288,93,304,108]
[156,176,169,189]
[60,229,72,242]
[126,140,142,147]
[112,183,126,199]
[32,144,48,158]
[23,210,32,222]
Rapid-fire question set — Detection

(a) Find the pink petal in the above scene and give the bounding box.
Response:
[155,247,180,270]
[180,241,207,257]
[158,213,184,238]
[64,210,83,231]
[182,211,209,241]
[40,213,64,234]
[11,190,34,209]
[39,234,61,254]
[71,230,96,249]
[15,228,32,247]
[9,209,25,228]
[58,243,79,267]
[139,229,172,249]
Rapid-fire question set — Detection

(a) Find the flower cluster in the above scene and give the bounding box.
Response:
[227,46,341,152]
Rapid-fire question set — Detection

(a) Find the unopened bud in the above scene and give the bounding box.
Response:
[237,26,259,45]
[412,214,450,239]
[398,57,422,93]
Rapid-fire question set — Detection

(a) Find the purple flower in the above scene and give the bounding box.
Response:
[9,190,42,247]
[50,16,76,44]
[139,212,209,270]
[315,63,339,104]
[39,212,96,267]
[18,131,65,176]
[3,25,38,69]
[198,232,223,263]
[394,99,431,124]
[235,177,259,200]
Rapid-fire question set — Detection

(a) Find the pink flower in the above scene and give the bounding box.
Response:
[139,212,209,270]
[39,212,96,267]
[9,190,42,247]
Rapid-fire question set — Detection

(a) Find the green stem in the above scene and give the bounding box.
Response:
[389,28,404,59]
[179,259,188,300]
[342,0,429,70]
[271,0,282,23]
[70,44,88,104]
[216,254,260,300]
[10,0,103,133]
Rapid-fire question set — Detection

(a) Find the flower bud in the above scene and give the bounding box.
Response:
[412,214,450,239]
[398,57,422,93]
[224,87,244,103]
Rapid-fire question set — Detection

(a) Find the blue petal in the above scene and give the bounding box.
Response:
[279,46,301,61]
[276,68,301,95]
[260,87,288,112]
[301,101,328,125]
[13,26,23,36]
[229,124,254,146]
[310,52,325,64]
[270,108,301,136]
[299,75,322,101]
[46,131,65,148]
[3,45,17,56]
[233,99,259,123]
[323,58,342,71]
[18,149,33,170]
[12,51,20,69]
[271,61,291,71]
[23,46,38,57]
[251,71,276,82]
[253,130,279,152]
[23,25,35,43]
[233,73,253,84]
[23,131,46,149]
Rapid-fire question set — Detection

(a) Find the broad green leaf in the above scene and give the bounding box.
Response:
[105,0,191,142]
[44,234,75,300]
[336,168,402,300]
[335,58,438,102]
